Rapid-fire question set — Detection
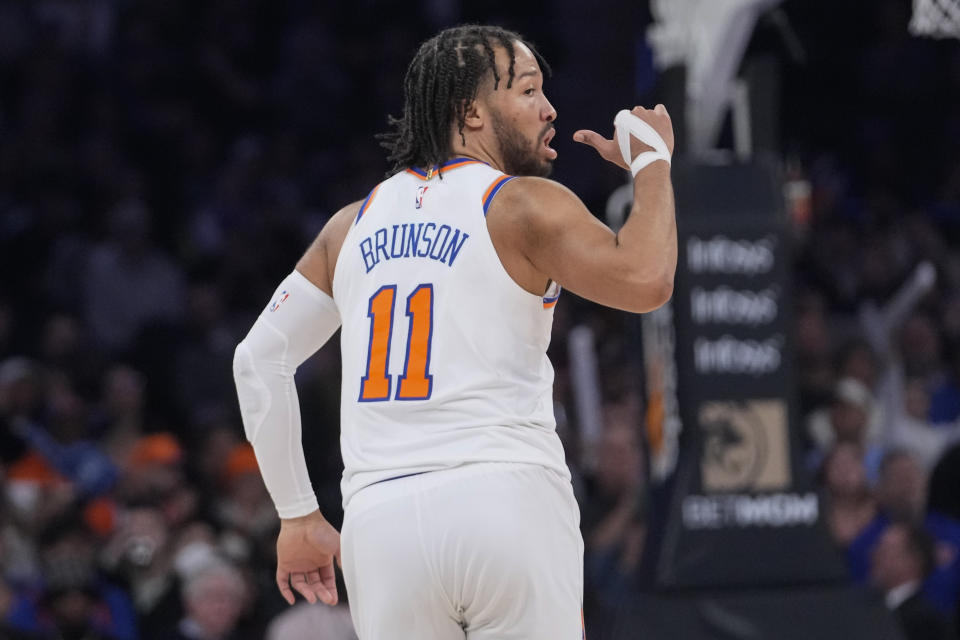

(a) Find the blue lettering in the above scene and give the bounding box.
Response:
[419,223,436,257]
[405,223,421,258]
[359,224,469,270]
[374,228,390,263]
[430,225,451,260]
[441,230,470,266]
[390,225,405,258]
[360,237,377,272]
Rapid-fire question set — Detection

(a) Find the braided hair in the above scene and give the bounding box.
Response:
[378,25,551,176]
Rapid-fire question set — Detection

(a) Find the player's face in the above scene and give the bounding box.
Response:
[486,42,557,177]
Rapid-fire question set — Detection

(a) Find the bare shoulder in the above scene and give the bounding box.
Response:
[295,200,362,295]
[491,176,590,241]
[497,176,581,211]
[486,176,591,296]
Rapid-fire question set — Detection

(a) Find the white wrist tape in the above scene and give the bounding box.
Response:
[614,109,671,176]
[232,270,341,519]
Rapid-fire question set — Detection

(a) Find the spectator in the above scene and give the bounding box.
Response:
[0,358,44,426]
[848,449,960,614]
[0,520,43,640]
[0,585,44,639]
[115,433,184,505]
[3,451,76,575]
[38,313,97,386]
[155,561,249,640]
[580,406,647,608]
[100,506,179,633]
[857,262,960,467]
[836,339,880,391]
[820,442,878,548]
[93,365,149,465]
[171,278,238,417]
[868,291,960,470]
[190,422,242,496]
[795,290,834,416]
[214,444,275,543]
[870,522,953,640]
[16,416,118,498]
[807,377,884,479]
[876,450,927,523]
[5,519,138,640]
[265,602,357,640]
[848,450,929,580]
[81,198,185,353]
[883,373,960,470]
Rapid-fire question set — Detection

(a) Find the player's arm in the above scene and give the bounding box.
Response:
[231,200,358,605]
[294,199,359,294]
[500,106,676,313]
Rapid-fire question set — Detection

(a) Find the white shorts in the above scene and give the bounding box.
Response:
[341,462,584,640]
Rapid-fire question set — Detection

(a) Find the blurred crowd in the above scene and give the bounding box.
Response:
[783,3,960,638]
[1,0,959,639]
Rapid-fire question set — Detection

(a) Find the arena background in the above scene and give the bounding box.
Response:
[1,0,959,639]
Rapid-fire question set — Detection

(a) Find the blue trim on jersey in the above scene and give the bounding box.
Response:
[482,176,516,216]
[442,156,488,168]
[543,283,562,309]
[354,184,380,225]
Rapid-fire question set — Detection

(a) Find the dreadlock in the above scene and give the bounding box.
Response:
[377,25,551,177]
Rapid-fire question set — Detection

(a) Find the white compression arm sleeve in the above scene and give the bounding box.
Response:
[232,270,341,519]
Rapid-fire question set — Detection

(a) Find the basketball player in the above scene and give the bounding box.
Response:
[233,25,675,639]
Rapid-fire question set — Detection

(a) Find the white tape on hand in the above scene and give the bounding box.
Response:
[614,109,671,176]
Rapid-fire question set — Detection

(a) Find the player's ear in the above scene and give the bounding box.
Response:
[462,99,483,131]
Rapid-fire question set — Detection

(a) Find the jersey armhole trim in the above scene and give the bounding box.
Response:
[543,281,562,308]
[482,175,516,217]
[354,183,382,225]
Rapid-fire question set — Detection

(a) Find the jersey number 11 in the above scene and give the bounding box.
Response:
[359,284,434,402]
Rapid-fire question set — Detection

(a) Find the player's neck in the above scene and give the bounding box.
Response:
[451,138,505,173]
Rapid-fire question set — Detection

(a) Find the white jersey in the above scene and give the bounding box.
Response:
[332,158,569,506]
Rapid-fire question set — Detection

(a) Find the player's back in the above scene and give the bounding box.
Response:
[332,158,568,506]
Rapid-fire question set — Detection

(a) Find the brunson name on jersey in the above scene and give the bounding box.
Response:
[359,223,470,273]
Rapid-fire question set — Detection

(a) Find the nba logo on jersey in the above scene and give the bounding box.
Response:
[269,291,289,312]
[415,185,429,209]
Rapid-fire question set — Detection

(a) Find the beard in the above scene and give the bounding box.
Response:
[491,110,554,177]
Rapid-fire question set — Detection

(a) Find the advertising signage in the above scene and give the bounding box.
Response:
[643,161,845,588]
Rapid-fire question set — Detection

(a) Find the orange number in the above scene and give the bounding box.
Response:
[358,285,396,401]
[359,284,435,402]
[396,285,434,400]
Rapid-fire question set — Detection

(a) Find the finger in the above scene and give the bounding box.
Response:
[276,570,295,605]
[654,103,669,117]
[319,563,338,606]
[572,129,608,150]
[307,568,337,605]
[316,584,336,606]
[290,572,318,604]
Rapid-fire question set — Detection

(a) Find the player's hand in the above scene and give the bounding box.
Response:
[573,104,674,170]
[276,510,341,606]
